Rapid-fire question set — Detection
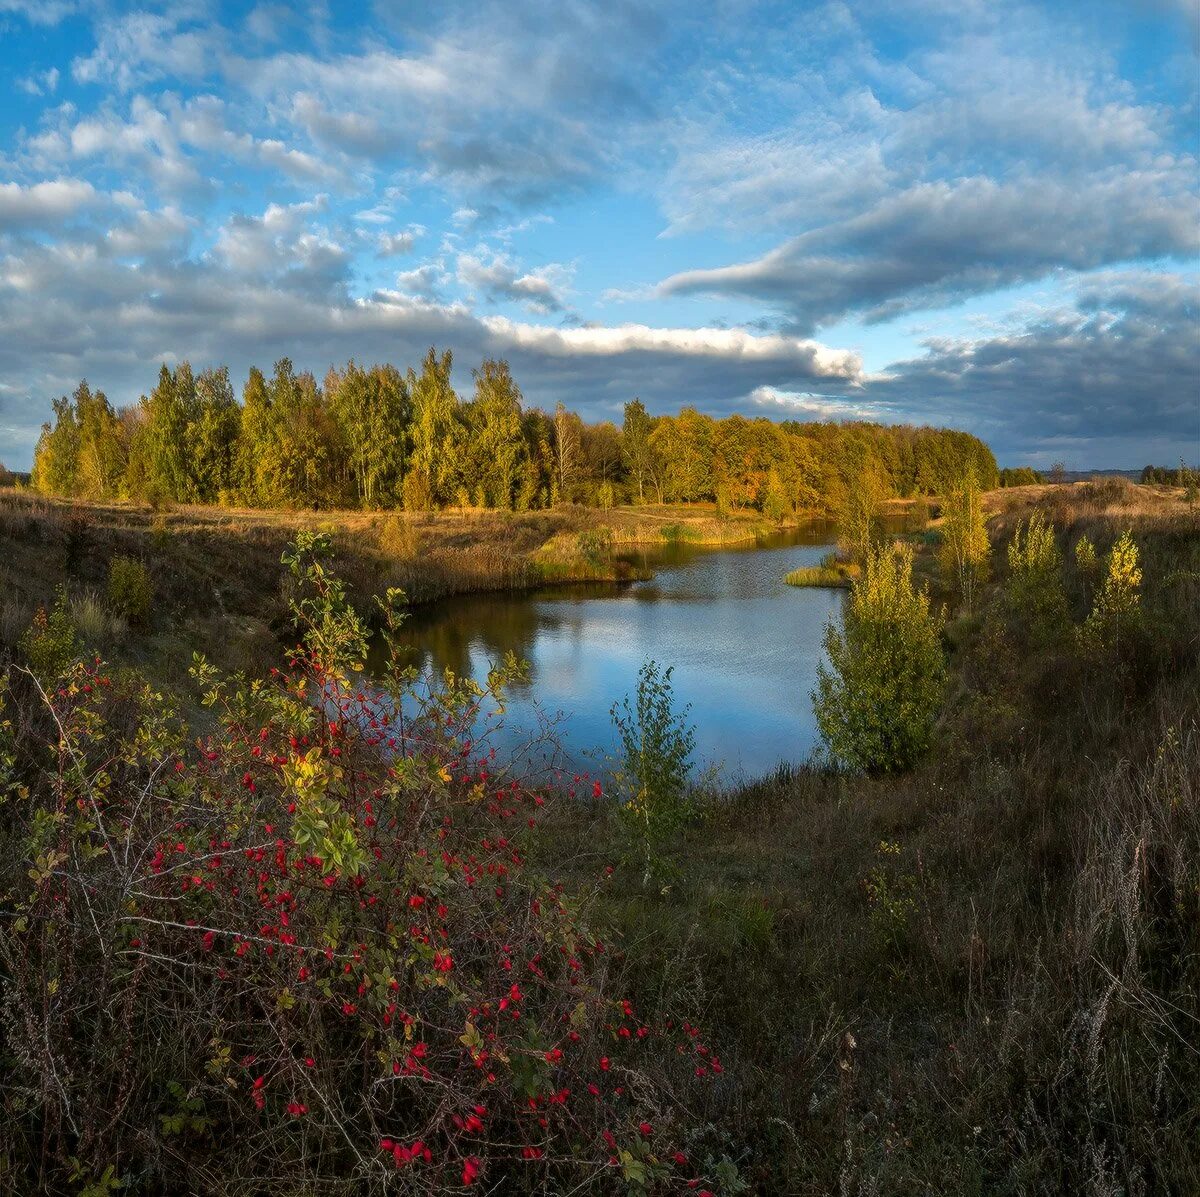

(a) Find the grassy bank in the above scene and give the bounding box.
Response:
[0,491,808,680]
[785,552,859,588]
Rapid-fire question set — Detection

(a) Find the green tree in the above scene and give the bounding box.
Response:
[1005,512,1068,647]
[31,395,82,497]
[762,467,789,524]
[611,660,696,885]
[265,361,331,508]
[327,362,409,509]
[939,468,990,610]
[133,363,196,503]
[465,360,525,508]
[1083,531,1143,655]
[837,462,885,566]
[75,382,126,499]
[236,365,272,505]
[552,401,583,502]
[621,399,653,503]
[407,348,460,508]
[189,367,241,503]
[813,542,946,773]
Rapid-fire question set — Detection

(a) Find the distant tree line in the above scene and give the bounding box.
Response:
[1140,463,1197,487]
[29,352,998,513]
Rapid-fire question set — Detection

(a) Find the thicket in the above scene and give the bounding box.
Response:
[1140,462,1197,488]
[0,534,725,1195]
[28,356,996,514]
[4,481,1193,1194]
[998,465,1044,486]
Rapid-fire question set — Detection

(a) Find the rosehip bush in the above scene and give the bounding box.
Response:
[0,534,719,1194]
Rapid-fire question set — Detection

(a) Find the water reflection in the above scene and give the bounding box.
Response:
[379,522,844,781]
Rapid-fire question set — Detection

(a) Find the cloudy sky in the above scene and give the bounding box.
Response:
[0,0,1196,469]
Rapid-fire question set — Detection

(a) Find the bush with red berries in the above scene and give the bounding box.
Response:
[0,533,719,1194]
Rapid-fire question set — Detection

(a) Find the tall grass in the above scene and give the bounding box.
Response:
[785,552,858,588]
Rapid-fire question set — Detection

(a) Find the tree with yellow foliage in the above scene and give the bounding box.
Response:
[939,467,990,610]
[1083,530,1142,655]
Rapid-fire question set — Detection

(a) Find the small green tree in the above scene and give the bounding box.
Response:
[1083,530,1143,655]
[837,468,883,566]
[18,590,80,685]
[1005,512,1068,646]
[762,468,789,524]
[1074,533,1099,607]
[107,555,154,624]
[939,468,989,610]
[611,660,696,884]
[1181,458,1198,505]
[813,543,946,773]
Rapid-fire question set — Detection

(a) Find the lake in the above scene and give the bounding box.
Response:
[390,525,844,784]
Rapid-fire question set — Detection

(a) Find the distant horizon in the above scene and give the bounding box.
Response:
[0,1,1197,471]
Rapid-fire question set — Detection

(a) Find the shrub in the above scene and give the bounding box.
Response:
[17,588,79,684]
[576,525,613,567]
[0,534,711,1194]
[863,840,922,957]
[1074,533,1099,607]
[376,512,421,558]
[938,468,989,610]
[813,542,946,773]
[107,554,154,623]
[70,589,126,647]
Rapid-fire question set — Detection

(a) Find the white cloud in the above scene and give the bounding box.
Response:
[477,318,862,381]
[456,252,572,314]
[71,11,218,92]
[0,0,77,26]
[376,231,416,256]
[0,178,101,228]
[209,197,347,294]
[17,67,60,96]
[25,93,341,193]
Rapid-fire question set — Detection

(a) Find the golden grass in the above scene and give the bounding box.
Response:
[785,557,859,588]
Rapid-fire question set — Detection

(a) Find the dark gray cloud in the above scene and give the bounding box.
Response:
[658,171,1199,333]
[869,271,1200,465]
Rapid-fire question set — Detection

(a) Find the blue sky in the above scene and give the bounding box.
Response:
[0,0,1196,469]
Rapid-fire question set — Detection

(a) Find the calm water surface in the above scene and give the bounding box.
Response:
[391,526,843,782]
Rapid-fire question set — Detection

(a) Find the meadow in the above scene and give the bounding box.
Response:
[0,477,1196,1195]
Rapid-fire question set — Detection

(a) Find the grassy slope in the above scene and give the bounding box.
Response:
[3,479,1196,1193]
[536,479,1200,1194]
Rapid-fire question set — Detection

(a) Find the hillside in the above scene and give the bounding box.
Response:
[0,478,1196,1195]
